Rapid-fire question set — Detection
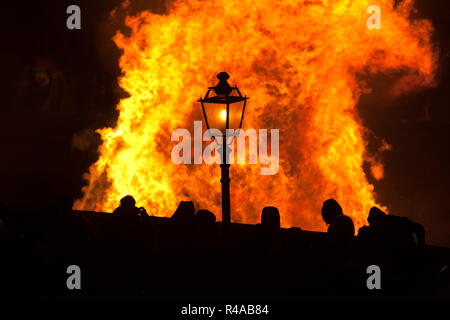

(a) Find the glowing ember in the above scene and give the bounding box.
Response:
[75,0,437,231]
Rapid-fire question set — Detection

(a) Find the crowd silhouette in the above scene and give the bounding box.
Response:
[0,195,448,299]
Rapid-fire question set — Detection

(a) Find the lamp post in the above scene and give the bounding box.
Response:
[199,72,248,224]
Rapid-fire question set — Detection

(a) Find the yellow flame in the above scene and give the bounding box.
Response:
[75,0,437,232]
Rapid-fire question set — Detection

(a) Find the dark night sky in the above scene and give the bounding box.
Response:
[0,0,449,246]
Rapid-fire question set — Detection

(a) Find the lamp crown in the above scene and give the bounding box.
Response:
[214,72,232,96]
[217,72,230,81]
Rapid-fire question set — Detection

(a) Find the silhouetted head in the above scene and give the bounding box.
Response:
[329,215,355,244]
[321,199,343,225]
[368,206,386,227]
[261,206,280,230]
[195,210,216,225]
[172,201,195,221]
[120,195,136,208]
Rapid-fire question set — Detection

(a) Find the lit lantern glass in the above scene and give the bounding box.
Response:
[199,72,248,137]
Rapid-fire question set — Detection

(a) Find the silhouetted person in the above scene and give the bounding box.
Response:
[367,206,385,228]
[362,206,425,247]
[113,195,147,217]
[327,214,358,295]
[261,206,280,231]
[192,210,217,251]
[321,199,343,233]
[255,206,282,259]
[329,215,355,246]
[171,201,195,223]
[192,210,217,252]
[322,200,355,269]
[252,206,283,296]
[166,201,196,262]
[195,209,216,225]
[359,207,427,295]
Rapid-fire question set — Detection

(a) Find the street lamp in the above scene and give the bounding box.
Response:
[198,72,248,224]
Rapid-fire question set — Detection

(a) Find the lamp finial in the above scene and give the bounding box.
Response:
[214,72,232,96]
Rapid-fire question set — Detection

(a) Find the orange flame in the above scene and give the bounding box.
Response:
[75,0,437,231]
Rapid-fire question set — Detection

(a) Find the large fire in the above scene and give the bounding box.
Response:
[75,0,437,231]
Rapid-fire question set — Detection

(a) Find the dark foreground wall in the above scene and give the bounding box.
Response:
[0,210,449,299]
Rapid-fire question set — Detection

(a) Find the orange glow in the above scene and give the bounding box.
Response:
[220,109,227,121]
[370,163,384,181]
[74,0,437,231]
